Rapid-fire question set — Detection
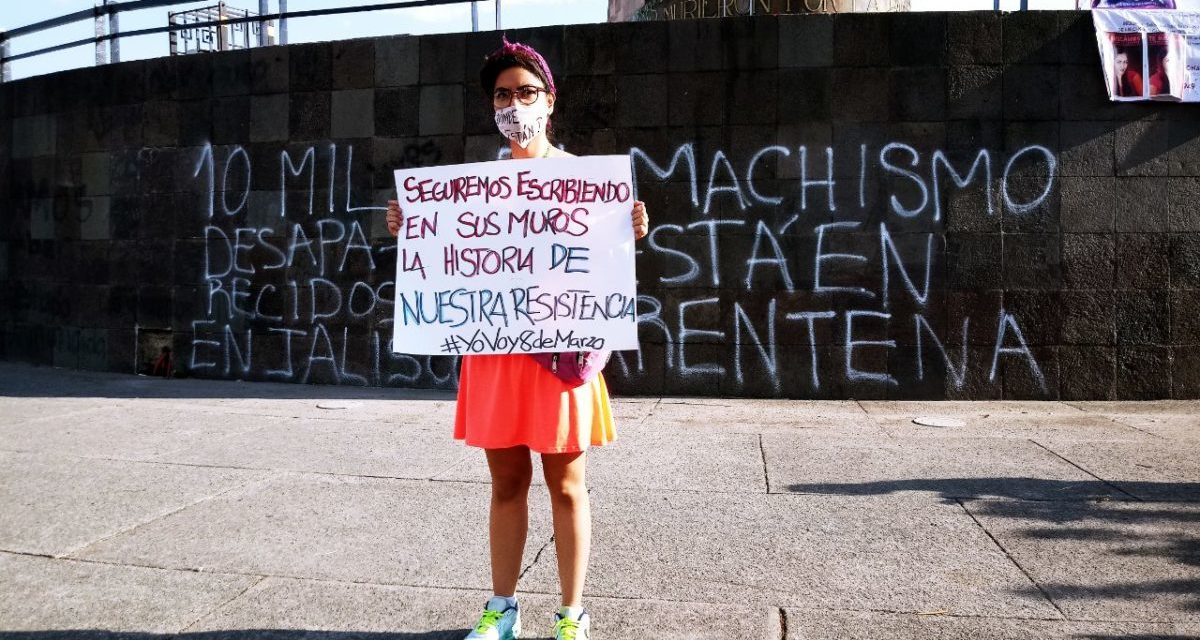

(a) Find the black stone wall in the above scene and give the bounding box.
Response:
[2,11,1198,399]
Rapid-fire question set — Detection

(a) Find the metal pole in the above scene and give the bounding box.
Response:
[1,39,10,82]
[495,0,501,30]
[279,0,288,44]
[108,1,120,63]
[259,0,269,45]
[94,3,107,65]
[1020,0,1028,9]
[471,1,479,31]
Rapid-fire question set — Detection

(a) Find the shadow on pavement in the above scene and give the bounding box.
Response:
[786,477,1200,617]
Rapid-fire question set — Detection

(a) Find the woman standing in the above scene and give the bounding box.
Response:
[386,37,650,640]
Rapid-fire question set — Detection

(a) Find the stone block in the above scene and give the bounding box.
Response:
[890,13,946,68]
[830,68,889,122]
[833,13,890,67]
[780,14,832,68]
[616,21,669,74]
[251,46,289,94]
[947,65,1003,121]
[332,89,375,139]
[1003,10,1065,65]
[664,73,720,127]
[1174,346,1200,398]
[1061,233,1115,290]
[1004,233,1062,290]
[889,67,946,122]
[1061,290,1116,346]
[948,12,1003,66]
[374,87,419,138]
[177,99,213,146]
[418,85,463,137]
[375,36,419,87]
[1168,177,1200,232]
[1171,233,1200,288]
[290,92,331,141]
[563,23,615,76]
[173,54,213,101]
[945,233,1003,291]
[1116,233,1170,290]
[1003,291,1064,346]
[80,197,111,241]
[1003,65,1060,120]
[723,15,778,70]
[1059,177,1116,232]
[290,43,332,92]
[1167,119,1200,176]
[729,70,777,126]
[1059,121,1116,177]
[1115,120,1169,177]
[554,75,615,132]
[11,115,56,159]
[211,50,251,97]
[1058,10,1098,64]
[1172,289,1200,346]
[668,19,724,72]
[30,199,54,241]
[250,94,289,143]
[332,39,375,90]
[1115,291,1170,346]
[1115,346,1172,399]
[418,33,466,86]
[142,100,180,148]
[212,96,250,145]
[615,74,669,128]
[1058,345,1116,400]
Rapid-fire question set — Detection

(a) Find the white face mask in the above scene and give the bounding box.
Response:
[494,102,549,149]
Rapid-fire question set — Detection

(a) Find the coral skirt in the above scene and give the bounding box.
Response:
[453,354,617,454]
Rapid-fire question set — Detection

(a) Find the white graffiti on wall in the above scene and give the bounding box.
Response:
[178,138,1054,394]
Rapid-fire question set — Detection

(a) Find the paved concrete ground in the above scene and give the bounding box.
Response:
[0,362,1198,640]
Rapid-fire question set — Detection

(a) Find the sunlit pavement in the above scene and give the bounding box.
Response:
[1,361,1198,639]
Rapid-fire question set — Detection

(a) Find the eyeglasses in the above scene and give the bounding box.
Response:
[493,85,548,108]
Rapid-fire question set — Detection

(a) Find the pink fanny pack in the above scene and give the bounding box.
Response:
[530,351,612,386]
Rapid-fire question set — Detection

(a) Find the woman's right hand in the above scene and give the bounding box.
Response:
[386,200,403,238]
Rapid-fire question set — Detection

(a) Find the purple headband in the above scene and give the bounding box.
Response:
[488,35,556,95]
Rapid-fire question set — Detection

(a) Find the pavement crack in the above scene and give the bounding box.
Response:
[956,499,1067,620]
[1027,439,1143,501]
[759,433,771,494]
[777,607,787,640]
[519,534,555,579]
[177,574,269,633]
[61,475,271,560]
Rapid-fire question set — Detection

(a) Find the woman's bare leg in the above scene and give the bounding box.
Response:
[485,445,533,596]
[541,450,590,607]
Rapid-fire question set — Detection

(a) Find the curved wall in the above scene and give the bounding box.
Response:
[2,12,1198,399]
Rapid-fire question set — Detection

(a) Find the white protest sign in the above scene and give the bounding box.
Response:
[391,155,639,356]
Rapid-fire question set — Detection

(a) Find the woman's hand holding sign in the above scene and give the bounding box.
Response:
[386,200,403,238]
[632,200,649,241]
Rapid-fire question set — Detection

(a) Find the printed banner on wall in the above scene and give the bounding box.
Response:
[391,156,639,356]
[1093,8,1200,101]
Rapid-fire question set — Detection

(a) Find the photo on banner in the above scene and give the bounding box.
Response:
[391,156,639,356]
[1093,7,1200,101]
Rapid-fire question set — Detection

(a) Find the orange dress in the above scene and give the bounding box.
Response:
[453,354,617,454]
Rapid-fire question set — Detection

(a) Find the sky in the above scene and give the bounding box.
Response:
[3,0,1078,81]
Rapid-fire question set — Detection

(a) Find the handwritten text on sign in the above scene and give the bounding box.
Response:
[391,155,639,355]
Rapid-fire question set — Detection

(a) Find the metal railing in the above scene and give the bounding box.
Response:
[0,0,503,82]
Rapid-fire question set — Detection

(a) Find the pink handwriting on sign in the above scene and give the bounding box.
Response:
[402,175,513,204]
[404,212,438,240]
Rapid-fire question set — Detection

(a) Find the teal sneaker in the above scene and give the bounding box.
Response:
[553,609,590,640]
[464,597,521,640]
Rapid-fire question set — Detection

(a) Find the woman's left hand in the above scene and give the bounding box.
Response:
[632,200,649,241]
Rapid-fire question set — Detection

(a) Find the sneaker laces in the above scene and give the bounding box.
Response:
[555,615,582,640]
[474,609,504,633]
